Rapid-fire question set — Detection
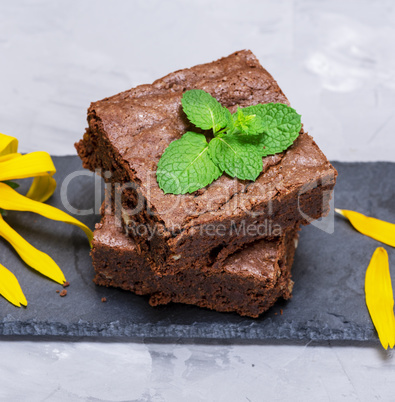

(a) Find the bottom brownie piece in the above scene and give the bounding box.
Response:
[91,215,299,318]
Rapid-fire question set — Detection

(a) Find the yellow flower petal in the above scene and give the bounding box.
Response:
[365,247,395,349]
[0,183,93,246]
[0,214,66,284]
[0,151,56,181]
[0,152,22,163]
[0,151,56,201]
[336,209,395,247]
[0,263,27,307]
[25,174,57,203]
[0,133,18,155]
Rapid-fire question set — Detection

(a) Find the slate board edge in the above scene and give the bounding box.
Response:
[0,320,376,343]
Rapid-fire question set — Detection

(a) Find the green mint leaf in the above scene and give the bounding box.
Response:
[181,89,228,133]
[231,107,263,136]
[242,103,301,155]
[157,131,222,194]
[208,134,263,181]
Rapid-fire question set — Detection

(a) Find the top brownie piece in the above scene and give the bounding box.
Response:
[76,50,337,274]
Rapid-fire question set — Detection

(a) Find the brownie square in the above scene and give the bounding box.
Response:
[92,214,299,318]
[76,50,337,275]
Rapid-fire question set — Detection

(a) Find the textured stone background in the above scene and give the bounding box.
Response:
[1,0,395,401]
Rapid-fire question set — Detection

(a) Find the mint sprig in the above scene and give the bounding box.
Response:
[157,89,301,194]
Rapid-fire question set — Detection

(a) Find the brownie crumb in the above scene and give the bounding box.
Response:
[63,281,70,288]
[56,290,60,293]
[60,290,67,297]
[101,297,107,303]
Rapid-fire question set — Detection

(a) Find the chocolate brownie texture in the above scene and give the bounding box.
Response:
[92,214,299,318]
[76,50,337,275]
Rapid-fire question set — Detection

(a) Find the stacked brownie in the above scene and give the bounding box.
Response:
[76,50,337,317]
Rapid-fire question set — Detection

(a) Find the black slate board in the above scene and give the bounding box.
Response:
[1,157,394,343]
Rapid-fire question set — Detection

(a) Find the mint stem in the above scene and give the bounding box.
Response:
[214,127,228,136]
